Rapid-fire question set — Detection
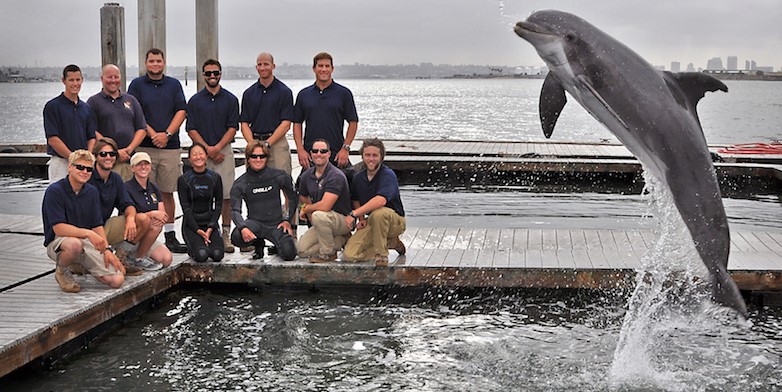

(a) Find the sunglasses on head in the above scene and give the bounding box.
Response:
[249,154,268,159]
[310,148,329,154]
[203,70,221,77]
[72,164,94,173]
[98,151,118,158]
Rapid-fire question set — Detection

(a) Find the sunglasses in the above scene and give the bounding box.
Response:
[310,148,330,154]
[249,154,268,159]
[203,70,221,77]
[98,151,118,158]
[72,164,94,173]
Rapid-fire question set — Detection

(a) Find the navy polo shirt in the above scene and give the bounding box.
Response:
[43,93,97,157]
[124,177,162,213]
[298,162,351,216]
[89,170,134,221]
[186,87,240,145]
[239,78,294,138]
[293,81,358,153]
[87,91,147,149]
[127,74,186,149]
[351,165,405,217]
[42,177,103,246]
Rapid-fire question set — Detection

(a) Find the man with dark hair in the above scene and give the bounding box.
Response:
[342,138,406,267]
[240,52,294,174]
[187,58,240,253]
[128,48,188,253]
[293,52,358,170]
[87,64,147,180]
[230,140,297,261]
[43,64,97,181]
[42,149,125,293]
[297,139,352,263]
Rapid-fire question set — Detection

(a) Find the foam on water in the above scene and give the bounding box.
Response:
[609,170,752,391]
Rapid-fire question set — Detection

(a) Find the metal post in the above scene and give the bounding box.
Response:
[195,0,219,91]
[138,0,166,76]
[100,3,127,91]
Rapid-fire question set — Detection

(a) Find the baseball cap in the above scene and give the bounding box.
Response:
[130,152,152,166]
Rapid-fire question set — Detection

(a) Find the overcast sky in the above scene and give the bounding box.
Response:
[2,0,780,70]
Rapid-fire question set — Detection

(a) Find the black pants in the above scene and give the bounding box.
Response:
[182,223,224,262]
[231,219,296,261]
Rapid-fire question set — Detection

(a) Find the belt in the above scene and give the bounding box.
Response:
[254,133,274,140]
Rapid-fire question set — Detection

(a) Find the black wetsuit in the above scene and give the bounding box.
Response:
[177,168,224,262]
[230,166,297,260]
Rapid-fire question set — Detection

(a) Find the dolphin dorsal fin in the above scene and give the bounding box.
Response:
[665,72,728,109]
[539,73,567,138]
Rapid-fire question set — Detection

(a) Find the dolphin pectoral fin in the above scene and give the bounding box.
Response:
[539,73,567,138]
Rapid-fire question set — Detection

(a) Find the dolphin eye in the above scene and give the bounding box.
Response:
[565,33,576,41]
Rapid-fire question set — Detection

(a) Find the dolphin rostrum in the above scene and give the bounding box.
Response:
[514,10,747,317]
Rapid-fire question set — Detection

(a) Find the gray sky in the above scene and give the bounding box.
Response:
[2,0,780,70]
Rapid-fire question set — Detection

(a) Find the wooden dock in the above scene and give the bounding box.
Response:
[1,139,782,378]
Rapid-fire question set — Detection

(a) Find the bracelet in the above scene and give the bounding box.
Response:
[301,203,307,213]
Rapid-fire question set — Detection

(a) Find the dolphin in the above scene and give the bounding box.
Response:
[514,10,747,317]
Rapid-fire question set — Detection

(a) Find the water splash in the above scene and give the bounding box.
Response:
[609,170,749,390]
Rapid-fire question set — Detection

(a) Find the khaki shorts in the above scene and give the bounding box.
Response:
[104,216,127,245]
[46,236,121,277]
[112,161,133,182]
[47,156,69,182]
[135,147,183,193]
[206,145,235,199]
[267,138,292,175]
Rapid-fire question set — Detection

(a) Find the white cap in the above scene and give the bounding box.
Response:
[130,152,152,166]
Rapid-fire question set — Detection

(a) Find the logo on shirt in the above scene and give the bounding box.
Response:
[124,100,132,110]
[252,186,272,194]
[195,185,208,190]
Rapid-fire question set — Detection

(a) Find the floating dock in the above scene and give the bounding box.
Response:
[1,139,782,378]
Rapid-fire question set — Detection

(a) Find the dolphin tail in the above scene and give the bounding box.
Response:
[711,267,748,318]
[539,73,567,138]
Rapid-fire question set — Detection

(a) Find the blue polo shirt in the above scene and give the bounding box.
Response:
[350,165,405,217]
[42,177,103,246]
[298,162,351,216]
[124,177,162,213]
[43,93,97,157]
[127,74,186,149]
[293,81,358,154]
[239,77,294,139]
[89,170,134,221]
[186,86,240,145]
[87,91,147,149]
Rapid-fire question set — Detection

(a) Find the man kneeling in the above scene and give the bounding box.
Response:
[42,150,125,293]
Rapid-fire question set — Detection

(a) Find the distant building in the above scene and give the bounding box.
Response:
[745,60,751,70]
[685,63,696,72]
[706,57,724,70]
[756,66,774,73]
[670,61,681,73]
[653,65,665,71]
[727,56,738,71]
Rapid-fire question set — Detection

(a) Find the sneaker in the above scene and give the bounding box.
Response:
[388,236,406,255]
[252,245,265,260]
[240,245,255,252]
[131,256,164,271]
[222,227,235,253]
[55,265,81,293]
[308,253,337,263]
[164,231,188,254]
[374,254,389,267]
[114,248,143,276]
[267,245,278,255]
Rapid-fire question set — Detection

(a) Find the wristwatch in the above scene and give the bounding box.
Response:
[342,144,351,151]
[164,130,173,137]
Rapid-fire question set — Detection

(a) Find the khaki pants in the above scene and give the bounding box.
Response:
[267,138,292,176]
[342,207,406,261]
[298,210,352,257]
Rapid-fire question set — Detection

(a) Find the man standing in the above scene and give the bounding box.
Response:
[297,139,352,263]
[42,150,125,293]
[87,64,147,180]
[230,141,297,261]
[342,138,406,267]
[186,59,239,253]
[43,64,97,181]
[293,52,358,170]
[128,48,188,253]
[239,52,294,174]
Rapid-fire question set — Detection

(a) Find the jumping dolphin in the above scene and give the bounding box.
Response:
[514,10,747,317]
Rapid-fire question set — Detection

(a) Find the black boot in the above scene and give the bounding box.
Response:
[267,245,278,255]
[251,240,265,259]
[165,231,188,254]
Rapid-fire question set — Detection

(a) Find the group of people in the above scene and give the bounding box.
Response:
[41,49,407,293]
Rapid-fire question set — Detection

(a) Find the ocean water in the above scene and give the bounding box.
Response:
[1,78,781,145]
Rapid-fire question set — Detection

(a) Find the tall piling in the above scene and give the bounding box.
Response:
[138,0,166,76]
[195,0,219,91]
[100,3,127,91]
